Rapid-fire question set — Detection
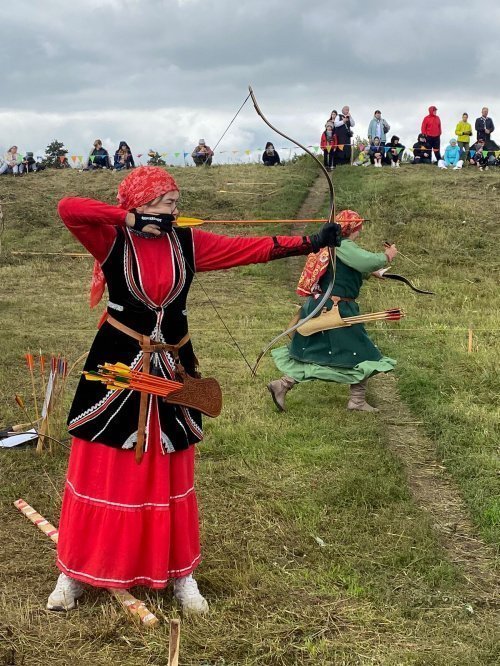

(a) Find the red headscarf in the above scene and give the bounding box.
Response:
[90,166,179,308]
[117,166,178,210]
[335,209,365,237]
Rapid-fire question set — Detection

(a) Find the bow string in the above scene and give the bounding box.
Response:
[248,85,337,375]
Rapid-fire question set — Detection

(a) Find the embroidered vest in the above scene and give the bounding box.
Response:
[67,227,203,452]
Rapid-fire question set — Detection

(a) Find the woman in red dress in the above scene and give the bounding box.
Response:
[47,166,340,613]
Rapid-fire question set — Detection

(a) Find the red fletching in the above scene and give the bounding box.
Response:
[24,353,34,370]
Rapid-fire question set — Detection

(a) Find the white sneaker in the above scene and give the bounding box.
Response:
[47,573,84,611]
[395,162,400,168]
[390,161,396,168]
[173,574,209,614]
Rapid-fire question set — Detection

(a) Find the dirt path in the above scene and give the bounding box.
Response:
[296,173,330,221]
[295,173,499,604]
[377,374,499,601]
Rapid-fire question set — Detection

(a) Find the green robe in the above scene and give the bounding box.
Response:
[271,240,397,384]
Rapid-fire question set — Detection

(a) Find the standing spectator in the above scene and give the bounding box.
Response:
[326,110,338,125]
[475,107,495,141]
[191,139,214,166]
[114,141,135,170]
[421,106,442,161]
[367,110,390,146]
[439,139,463,170]
[455,113,473,155]
[262,142,281,166]
[385,135,405,168]
[412,134,432,164]
[0,146,24,175]
[369,137,384,167]
[320,122,338,171]
[88,140,111,169]
[334,105,355,165]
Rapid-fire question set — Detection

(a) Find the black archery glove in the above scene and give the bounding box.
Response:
[133,213,175,233]
[309,222,342,252]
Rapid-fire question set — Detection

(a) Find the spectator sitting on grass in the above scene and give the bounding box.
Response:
[385,135,405,168]
[412,134,432,164]
[0,146,24,175]
[438,138,463,170]
[469,139,488,169]
[353,146,371,167]
[114,141,135,170]
[192,139,213,166]
[262,142,281,166]
[88,139,111,169]
[22,152,37,173]
[369,137,384,167]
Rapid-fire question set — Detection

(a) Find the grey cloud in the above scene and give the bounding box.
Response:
[1,0,500,157]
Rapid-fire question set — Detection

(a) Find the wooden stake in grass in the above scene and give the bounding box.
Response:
[25,352,39,421]
[468,325,473,353]
[168,619,181,666]
[13,498,159,626]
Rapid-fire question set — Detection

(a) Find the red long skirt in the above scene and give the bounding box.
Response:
[56,403,201,589]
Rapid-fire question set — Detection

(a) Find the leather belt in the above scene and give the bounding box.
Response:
[106,314,192,464]
[331,296,356,304]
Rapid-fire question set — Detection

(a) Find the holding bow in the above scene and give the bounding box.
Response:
[267,209,401,414]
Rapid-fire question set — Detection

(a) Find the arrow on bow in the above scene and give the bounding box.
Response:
[248,85,338,376]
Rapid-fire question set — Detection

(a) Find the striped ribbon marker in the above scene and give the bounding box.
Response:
[14,498,158,626]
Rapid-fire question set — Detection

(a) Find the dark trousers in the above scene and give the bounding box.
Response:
[427,136,441,161]
[323,148,335,168]
[335,144,352,165]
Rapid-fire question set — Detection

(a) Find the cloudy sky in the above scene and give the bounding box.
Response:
[1,0,500,164]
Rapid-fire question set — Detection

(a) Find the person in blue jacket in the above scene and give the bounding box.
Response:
[439,138,463,170]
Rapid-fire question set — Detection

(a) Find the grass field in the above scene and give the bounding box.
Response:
[0,161,498,665]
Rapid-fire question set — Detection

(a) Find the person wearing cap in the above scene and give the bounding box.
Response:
[191,139,214,166]
[267,210,398,413]
[420,106,442,162]
[320,122,338,171]
[46,165,342,615]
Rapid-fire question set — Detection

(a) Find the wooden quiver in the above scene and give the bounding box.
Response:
[297,305,351,337]
[164,368,222,418]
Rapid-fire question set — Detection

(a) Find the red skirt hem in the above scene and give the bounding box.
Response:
[56,554,202,589]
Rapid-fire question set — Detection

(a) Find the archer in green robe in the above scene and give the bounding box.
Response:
[269,238,397,412]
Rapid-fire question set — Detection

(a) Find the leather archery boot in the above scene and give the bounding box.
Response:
[347,380,379,413]
[267,376,297,412]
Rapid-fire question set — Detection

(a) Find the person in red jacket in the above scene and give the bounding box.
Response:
[320,121,338,171]
[421,106,442,162]
[45,165,342,616]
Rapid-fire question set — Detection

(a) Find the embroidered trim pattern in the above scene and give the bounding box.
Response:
[69,351,142,428]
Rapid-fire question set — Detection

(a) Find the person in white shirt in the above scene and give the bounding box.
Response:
[334,106,355,164]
